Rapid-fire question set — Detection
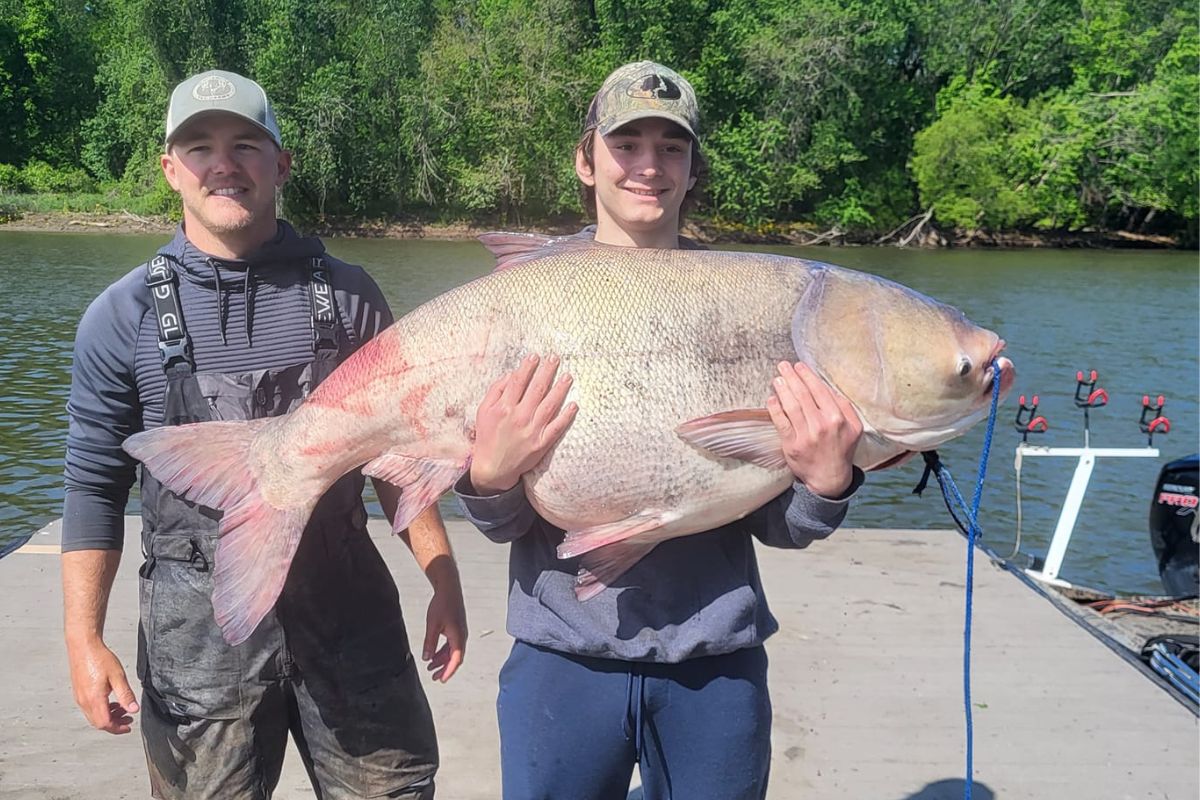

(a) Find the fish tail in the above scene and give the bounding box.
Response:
[123,421,311,645]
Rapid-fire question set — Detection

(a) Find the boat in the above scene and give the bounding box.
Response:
[999,371,1198,711]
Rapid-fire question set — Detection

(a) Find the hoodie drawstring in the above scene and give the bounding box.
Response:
[207,257,254,347]
[243,267,253,347]
[207,258,228,346]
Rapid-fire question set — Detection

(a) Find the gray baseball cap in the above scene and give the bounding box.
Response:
[165,70,282,148]
[584,61,700,140]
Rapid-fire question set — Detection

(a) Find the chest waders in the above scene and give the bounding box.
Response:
[136,255,437,800]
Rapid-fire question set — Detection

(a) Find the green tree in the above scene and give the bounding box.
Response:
[78,0,262,183]
[911,80,1038,230]
[0,8,35,165]
[2,0,98,166]
[409,0,592,220]
[0,0,1194,241]
[919,0,1078,98]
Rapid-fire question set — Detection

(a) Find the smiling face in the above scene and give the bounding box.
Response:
[576,117,696,248]
[160,113,291,258]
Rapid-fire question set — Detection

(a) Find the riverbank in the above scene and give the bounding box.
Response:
[0,209,1186,248]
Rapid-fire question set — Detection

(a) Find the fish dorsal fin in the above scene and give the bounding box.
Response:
[477,231,599,271]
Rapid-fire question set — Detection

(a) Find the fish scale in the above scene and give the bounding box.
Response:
[124,233,1015,644]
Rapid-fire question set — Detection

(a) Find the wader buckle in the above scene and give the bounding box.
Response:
[158,335,193,373]
[188,539,210,572]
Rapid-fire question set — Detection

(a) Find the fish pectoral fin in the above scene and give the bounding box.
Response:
[675,409,787,470]
[575,540,659,601]
[556,510,677,560]
[361,451,469,533]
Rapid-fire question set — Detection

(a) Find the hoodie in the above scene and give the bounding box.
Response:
[453,226,863,663]
[62,222,393,552]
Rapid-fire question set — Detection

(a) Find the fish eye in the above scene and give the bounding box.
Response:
[957,357,972,377]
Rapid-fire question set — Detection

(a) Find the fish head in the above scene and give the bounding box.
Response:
[793,267,1015,456]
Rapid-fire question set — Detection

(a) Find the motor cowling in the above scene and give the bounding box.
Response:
[1150,453,1199,597]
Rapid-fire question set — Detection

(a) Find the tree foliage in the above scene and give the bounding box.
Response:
[0,0,1194,239]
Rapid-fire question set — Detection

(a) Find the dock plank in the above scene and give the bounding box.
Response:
[0,518,1195,799]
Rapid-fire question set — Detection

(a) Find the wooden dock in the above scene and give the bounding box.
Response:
[1,518,1196,799]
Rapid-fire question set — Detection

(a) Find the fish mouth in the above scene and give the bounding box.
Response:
[981,339,1015,399]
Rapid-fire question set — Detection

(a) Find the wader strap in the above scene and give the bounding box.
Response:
[145,256,194,377]
[309,257,338,355]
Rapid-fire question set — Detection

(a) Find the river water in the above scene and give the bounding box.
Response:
[0,230,1195,594]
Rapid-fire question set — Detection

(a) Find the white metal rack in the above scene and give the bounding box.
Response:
[1011,371,1169,587]
[1015,443,1159,586]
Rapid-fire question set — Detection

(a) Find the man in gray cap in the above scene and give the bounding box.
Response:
[62,68,466,799]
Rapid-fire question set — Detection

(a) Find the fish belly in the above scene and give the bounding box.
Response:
[462,249,814,536]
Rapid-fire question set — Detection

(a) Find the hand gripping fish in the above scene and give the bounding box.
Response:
[124,233,1015,644]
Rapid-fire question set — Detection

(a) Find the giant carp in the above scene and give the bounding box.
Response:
[124,233,1015,644]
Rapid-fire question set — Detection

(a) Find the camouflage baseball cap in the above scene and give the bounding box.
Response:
[165,70,282,148]
[584,61,699,140]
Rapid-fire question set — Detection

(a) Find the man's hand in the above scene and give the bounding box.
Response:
[382,502,469,685]
[63,549,135,734]
[422,581,467,683]
[67,637,139,734]
[766,361,863,498]
[469,354,577,495]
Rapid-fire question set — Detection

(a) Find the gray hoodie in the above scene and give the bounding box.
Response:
[457,225,862,664]
[62,222,392,552]
[456,471,861,664]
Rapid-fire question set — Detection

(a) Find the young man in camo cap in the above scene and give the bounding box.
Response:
[573,59,708,250]
[63,68,467,799]
[455,60,863,800]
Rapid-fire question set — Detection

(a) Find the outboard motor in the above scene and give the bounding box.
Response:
[1149,453,1199,597]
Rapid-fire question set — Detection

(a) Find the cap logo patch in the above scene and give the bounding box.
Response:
[628,74,681,101]
[192,75,236,101]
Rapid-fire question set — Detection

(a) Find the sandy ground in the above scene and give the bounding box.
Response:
[3,518,1197,799]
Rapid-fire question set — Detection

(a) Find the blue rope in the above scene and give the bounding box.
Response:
[926,361,1002,800]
